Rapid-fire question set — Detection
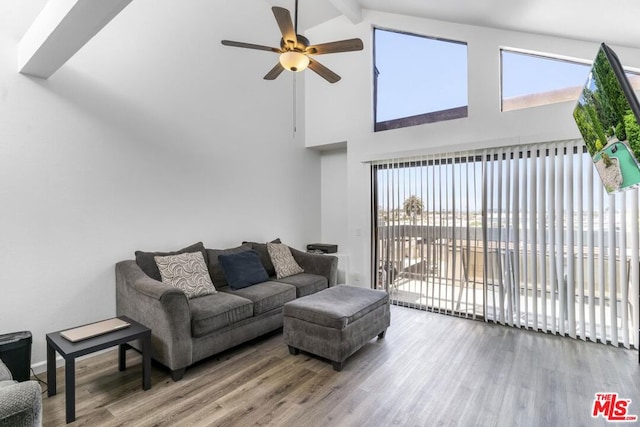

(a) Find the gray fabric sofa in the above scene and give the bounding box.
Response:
[0,359,42,427]
[116,241,338,381]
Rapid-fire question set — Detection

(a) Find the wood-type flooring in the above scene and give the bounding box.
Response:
[40,305,640,426]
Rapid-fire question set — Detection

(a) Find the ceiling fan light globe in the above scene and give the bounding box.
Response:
[279,51,309,72]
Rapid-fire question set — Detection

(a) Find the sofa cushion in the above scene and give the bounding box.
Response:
[267,242,304,279]
[242,238,281,276]
[189,292,253,337]
[274,273,328,297]
[283,285,389,329]
[218,250,270,290]
[206,244,252,288]
[135,242,207,281]
[155,252,217,299]
[219,281,296,316]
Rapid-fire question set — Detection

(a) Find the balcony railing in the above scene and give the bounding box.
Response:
[376,228,635,343]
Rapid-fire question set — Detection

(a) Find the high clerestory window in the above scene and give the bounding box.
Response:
[502,49,640,112]
[501,49,592,112]
[501,49,640,112]
[374,28,468,132]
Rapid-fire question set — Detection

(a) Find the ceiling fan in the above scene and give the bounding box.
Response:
[221,0,363,83]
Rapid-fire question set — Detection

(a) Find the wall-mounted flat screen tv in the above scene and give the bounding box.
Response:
[573,43,640,193]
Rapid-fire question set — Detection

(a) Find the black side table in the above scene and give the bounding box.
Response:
[46,316,151,423]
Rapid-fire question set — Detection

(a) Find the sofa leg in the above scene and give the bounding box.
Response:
[378,329,386,339]
[332,361,343,372]
[170,368,185,381]
[288,346,299,355]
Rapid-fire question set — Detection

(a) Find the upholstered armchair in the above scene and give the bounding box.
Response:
[0,359,42,427]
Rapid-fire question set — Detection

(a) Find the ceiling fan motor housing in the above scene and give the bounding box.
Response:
[280,34,310,52]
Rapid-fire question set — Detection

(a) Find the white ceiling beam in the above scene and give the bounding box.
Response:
[328,0,362,24]
[18,0,133,79]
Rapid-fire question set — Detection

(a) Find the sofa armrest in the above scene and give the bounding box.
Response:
[115,260,193,372]
[290,248,338,287]
[0,380,42,426]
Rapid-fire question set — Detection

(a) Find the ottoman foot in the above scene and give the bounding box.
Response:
[378,329,387,339]
[288,346,299,355]
[332,361,343,372]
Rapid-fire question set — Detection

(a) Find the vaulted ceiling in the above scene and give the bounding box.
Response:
[270,0,640,49]
[15,0,640,80]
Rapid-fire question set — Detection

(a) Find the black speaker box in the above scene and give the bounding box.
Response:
[306,243,338,254]
[0,331,32,382]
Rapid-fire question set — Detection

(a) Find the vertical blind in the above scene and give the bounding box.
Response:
[372,140,639,348]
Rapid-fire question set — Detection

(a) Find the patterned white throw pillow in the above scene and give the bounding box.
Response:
[267,242,304,279]
[154,251,217,299]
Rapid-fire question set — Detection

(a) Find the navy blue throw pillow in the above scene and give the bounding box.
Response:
[218,250,269,289]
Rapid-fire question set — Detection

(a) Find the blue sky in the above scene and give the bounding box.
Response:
[501,51,590,98]
[374,29,592,121]
[375,29,467,121]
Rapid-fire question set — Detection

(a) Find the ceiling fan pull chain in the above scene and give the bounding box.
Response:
[293,73,297,136]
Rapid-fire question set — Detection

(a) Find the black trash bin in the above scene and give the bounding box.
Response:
[0,331,32,382]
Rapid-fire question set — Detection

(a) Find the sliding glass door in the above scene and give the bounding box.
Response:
[372,152,484,319]
[372,140,639,348]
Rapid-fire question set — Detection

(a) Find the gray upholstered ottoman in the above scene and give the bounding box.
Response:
[283,285,390,371]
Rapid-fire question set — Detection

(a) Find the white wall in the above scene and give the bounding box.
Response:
[320,147,349,282]
[0,0,320,367]
[305,10,640,288]
[320,148,348,250]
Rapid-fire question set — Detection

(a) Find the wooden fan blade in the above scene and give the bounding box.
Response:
[306,38,364,55]
[272,7,297,46]
[221,40,281,53]
[308,58,341,83]
[264,63,285,80]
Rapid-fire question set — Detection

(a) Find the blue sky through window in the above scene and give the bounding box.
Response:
[501,50,591,99]
[375,31,637,122]
[375,29,468,122]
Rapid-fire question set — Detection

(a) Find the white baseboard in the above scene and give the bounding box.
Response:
[31,347,117,375]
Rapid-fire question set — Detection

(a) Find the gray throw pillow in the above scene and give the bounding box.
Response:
[267,242,304,279]
[154,251,217,299]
